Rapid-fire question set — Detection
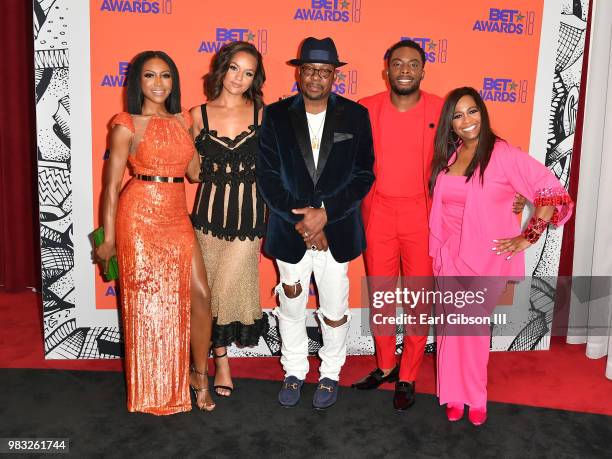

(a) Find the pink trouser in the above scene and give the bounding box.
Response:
[435,277,507,408]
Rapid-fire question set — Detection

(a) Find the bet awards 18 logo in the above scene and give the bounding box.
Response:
[294,0,362,23]
[479,77,528,103]
[400,37,448,64]
[100,61,129,87]
[473,8,536,35]
[198,28,269,54]
[100,0,172,14]
[289,69,358,96]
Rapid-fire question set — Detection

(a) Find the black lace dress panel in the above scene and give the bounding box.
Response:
[191,104,266,241]
[191,104,268,348]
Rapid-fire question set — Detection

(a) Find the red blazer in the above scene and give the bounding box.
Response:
[359,90,443,231]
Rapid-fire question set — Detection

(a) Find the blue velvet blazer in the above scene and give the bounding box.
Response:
[256,93,375,264]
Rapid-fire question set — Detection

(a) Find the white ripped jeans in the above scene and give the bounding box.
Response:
[275,249,351,381]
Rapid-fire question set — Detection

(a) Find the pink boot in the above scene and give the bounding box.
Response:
[468,406,487,426]
[446,403,464,422]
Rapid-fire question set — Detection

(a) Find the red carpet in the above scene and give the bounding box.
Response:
[1,290,610,415]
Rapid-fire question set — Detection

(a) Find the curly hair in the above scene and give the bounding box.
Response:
[203,41,265,109]
[384,39,427,68]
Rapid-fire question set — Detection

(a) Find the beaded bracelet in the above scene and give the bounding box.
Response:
[522,216,549,244]
[534,187,573,225]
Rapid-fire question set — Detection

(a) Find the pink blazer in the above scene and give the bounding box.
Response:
[429,140,574,277]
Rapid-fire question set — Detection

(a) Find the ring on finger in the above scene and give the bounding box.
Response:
[311,244,317,251]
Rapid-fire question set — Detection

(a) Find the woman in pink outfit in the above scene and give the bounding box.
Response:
[428,87,573,425]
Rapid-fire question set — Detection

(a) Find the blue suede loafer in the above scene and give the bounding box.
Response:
[312,378,339,410]
[278,376,304,407]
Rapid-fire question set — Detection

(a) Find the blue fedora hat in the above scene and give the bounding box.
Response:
[289,37,347,67]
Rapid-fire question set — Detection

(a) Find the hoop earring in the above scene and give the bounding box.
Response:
[449,131,461,149]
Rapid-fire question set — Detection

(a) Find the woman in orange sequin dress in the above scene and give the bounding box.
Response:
[96,51,215,414]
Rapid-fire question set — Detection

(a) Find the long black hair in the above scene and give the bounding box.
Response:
[428,87,499,196]
[203,41,265,109]
[126,50,182,114]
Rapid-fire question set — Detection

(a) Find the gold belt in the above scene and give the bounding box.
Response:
[135,174,184,183]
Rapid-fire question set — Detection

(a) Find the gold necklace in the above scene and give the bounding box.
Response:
[306,112,325,150]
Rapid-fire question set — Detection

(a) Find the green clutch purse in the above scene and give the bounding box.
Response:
[93,226,119,281]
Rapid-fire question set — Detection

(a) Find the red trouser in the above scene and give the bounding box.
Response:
[364,193,433,382]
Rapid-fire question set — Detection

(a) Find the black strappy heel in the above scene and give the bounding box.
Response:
[212,351,235,397]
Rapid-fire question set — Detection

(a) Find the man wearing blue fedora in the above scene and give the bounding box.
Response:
[257,37,375,409]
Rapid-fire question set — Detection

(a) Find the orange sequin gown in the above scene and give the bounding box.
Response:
[111,110,196,415]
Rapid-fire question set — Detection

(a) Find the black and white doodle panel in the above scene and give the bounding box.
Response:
[35,0,122,359]
[511,0,587,351]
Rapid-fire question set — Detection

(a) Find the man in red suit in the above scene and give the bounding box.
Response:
[351,40,443,410]
[353,40,526,411]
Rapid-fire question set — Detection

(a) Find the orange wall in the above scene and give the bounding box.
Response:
[91,0,544,309]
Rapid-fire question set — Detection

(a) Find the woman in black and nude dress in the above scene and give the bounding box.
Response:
[190,41,268,397]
